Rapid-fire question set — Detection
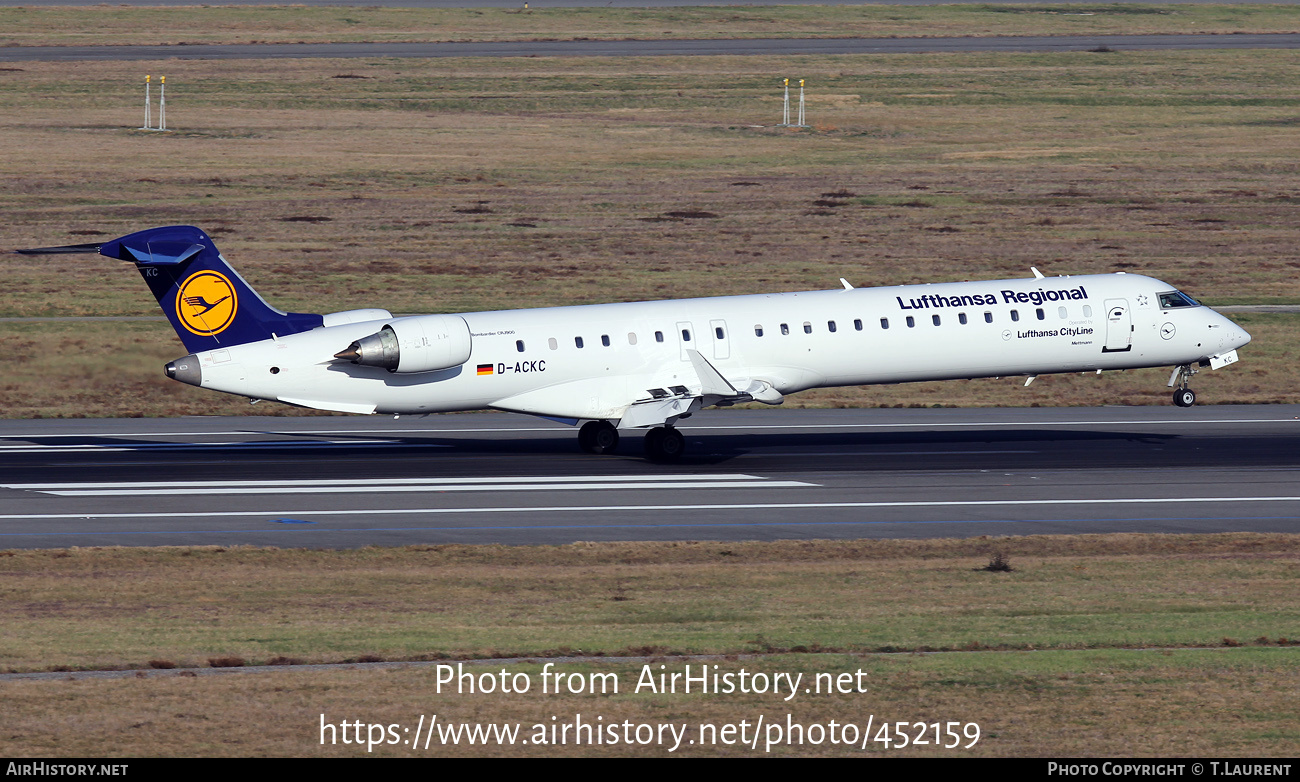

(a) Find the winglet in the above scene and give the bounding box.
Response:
[1031,266,1045,279]
[686,349,739,396]
[840,277,854,290]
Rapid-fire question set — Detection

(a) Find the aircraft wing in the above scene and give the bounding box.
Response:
[491,349,781,428]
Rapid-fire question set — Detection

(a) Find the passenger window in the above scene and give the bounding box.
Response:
[984,312,993,324]
[575,336,584,349]
[906,316,915,328]
[1011,310,1020,322]
[655,331,664,343]
[803,322,812,334]
[827,320,837,333]
[932,314,941,326]
[1083,305,1093,318]
[959,313,968,325]
[715,326,724,340]
[854,319,863,331]
[880,318,889,330]
[601,334,610,347]
[755,325,763,337]
[1058,306,1067,319]
[628,332,637,346]
[781,323,790,335]
[682,329,691,342]
[548,337,557,350]
[516,340,525,352]
[1036,308,1045,321]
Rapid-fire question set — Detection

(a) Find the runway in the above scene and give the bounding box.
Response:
[1,406,1297,548]
[5,33,1300,63]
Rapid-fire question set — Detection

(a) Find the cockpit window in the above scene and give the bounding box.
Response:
[1158,291,1200,309]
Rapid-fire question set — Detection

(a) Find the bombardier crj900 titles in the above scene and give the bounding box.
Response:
[21,225,1250,460]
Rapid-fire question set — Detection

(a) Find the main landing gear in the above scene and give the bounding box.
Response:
[1169,363,1198,407]
[576,421,686,461]
[578,420,619,454]
[643,426,685,462]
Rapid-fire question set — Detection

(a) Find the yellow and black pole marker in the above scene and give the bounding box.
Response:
[142,75,151,130]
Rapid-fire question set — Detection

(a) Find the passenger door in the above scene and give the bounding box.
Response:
[1103,299,1132,353]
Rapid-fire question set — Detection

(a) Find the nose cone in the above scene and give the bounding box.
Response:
[164,355,202,387]
[1234,325,1252,351]
[1217,311,1251,351]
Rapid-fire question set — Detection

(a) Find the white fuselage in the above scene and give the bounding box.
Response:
[184,272,1250,422]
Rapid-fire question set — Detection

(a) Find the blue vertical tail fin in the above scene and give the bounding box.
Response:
[95,225,322,353]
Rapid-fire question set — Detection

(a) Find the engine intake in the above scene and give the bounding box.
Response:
[335,315,472,373]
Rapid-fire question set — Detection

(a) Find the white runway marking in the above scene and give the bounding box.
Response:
[1,496,1298,521]
[2,473,817,496]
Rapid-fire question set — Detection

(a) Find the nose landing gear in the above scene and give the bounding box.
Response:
[1168,364,1199,407]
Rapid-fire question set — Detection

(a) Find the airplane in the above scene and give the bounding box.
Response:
[18,225,1251,460]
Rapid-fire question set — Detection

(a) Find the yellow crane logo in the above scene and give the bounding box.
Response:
[176,270,237,336]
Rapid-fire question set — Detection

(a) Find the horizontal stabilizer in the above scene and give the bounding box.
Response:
[119,241,206,266]
[14,242,103,255]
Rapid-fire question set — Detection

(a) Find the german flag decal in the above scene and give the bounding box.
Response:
[477,364,494,376]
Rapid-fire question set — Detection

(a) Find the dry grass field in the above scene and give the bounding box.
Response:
[6,535,1300,671]
[3,535,1300,756]
[5,649,1299,756]
[2,4,1298,47]
[1,45,1298,416]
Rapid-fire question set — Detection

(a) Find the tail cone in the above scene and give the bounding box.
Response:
[164,355,202,387]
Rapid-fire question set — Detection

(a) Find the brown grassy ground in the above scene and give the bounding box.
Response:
[3,534,1300,756]
[2,4,1298,47]
[3,534,1299,672]
[1,51,1297,416]
[5,649,1299,756]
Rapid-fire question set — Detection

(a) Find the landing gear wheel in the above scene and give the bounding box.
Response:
[578,421,619,454]
[1173,388,1196,408]
[644,427,685,462]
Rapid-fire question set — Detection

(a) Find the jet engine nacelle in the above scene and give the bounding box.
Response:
[336,314,473,373]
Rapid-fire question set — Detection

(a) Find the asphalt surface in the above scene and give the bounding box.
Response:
[1,406,1297,548]
[4,33,1300,62]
